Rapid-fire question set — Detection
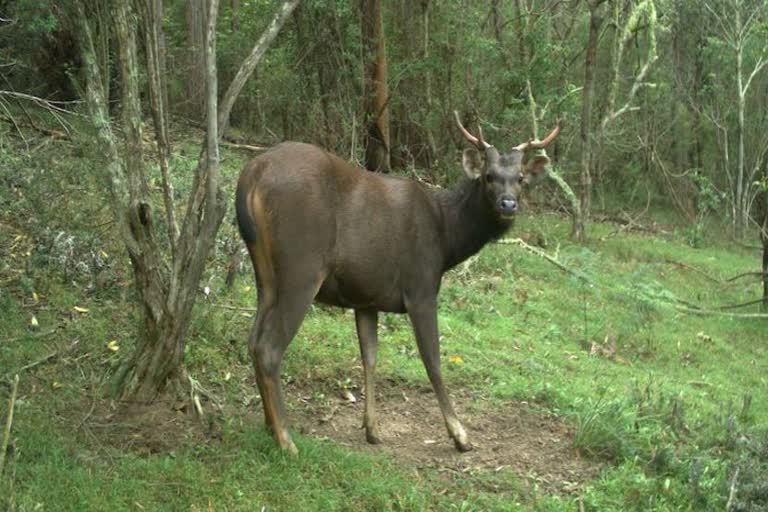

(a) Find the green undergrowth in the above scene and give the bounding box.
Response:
[1,136,767,511]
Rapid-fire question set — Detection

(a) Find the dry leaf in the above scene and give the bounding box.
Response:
[32,291,39,302]
[343,390,357,403]
[106,340,120,352]
[30,315,39,328]
[448,355,464,365]
[51,381,62,390]
[73,306,89,313]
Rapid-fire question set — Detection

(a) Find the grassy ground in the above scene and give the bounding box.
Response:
[1,132,767,511]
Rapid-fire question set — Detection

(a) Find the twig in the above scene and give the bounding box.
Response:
[0,374,19,475]
[3,340,80,382]
[674,305,768,319]
[497,238,591,282]
[663,259,722,284]
[726,467,739,512]
[602,186,652,239]
[221,141,267,152]
[4,326,59,344]
[726,271,766,283]
[209,302,257,312]
[718,298,766,310]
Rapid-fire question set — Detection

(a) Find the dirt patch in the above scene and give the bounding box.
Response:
[288,380,600,495]
[68,379,600,496]
[82,400,221,456]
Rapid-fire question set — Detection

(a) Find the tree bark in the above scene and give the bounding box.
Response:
[74,0,300,402]
[139,0,178,255]
[360,0,390,173]
[185,0,206,120]
[577,1,604,242]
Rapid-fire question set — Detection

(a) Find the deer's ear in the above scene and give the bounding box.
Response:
[462,148,484,179]
[524,154,550,182]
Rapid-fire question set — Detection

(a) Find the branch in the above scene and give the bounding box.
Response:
[3,341,81,383]
[718,298,766,310]
[742,54,768,95]
[602,0,658,129]
[0,374,19,475]
[137,0,178,255]
[216,0,301,137]
[497,238,591,282]
[726,467,740,512]
[675,306,768,319]
[726,271,766,282]
[221,141,268,152]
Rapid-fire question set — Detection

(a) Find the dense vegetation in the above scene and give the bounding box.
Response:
[1,0,767,510]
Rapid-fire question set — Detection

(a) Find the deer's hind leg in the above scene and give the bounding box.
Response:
[248,263,325,454]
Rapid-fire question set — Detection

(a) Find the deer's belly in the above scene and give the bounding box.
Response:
[315,273,406,313]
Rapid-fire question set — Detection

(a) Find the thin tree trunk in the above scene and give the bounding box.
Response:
[185,0,206,120]
[736,20,745,239]
[360,0,390,173]
[577,1,603,242]
[140,0,178,255]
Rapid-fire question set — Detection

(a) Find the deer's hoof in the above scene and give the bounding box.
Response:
[453,438,473,452]
[276,433,299,456]
[365,428,382,445]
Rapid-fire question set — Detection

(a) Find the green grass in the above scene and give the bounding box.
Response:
[1,136,767,511]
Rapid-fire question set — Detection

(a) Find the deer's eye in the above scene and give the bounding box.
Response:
[485,173,495,183]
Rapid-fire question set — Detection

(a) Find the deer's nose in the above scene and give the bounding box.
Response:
[499,197,518,214]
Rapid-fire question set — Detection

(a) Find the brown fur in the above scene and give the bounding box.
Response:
[236,138,554,453]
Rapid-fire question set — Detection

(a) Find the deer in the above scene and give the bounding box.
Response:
[235,112,560,454]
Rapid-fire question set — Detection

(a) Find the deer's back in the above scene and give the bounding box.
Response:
[237,142,444,311]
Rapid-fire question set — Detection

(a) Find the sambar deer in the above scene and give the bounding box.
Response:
[236,112,560,454]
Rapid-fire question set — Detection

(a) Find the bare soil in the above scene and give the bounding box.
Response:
[75,378,600,497]
[288,379,601,495]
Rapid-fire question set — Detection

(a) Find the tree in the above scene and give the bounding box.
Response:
[706,0,768,239]
[185,0,207,120]
[576,0,607,242]
[72,0,301,401]
[360,0,390,173]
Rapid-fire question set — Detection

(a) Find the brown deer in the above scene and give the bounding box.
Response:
[235,112,560,454]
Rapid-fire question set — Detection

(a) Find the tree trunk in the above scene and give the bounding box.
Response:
[360,0,390,173]
[577,2,603,242]
[735,29,747,239]
[74,0,300,402]
[185,0,206,120]
[139,0,178,254]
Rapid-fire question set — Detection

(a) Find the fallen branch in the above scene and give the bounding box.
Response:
[5,326,60,344]
[221,141,267,152]
[674,305,768,319]
[726,467,740,512]
[3,340,80,383]
[0,374,19,475]
[663,259,722,284]
[209,302,257,313]
[497,237,590,282]
[726,271,766,283]
[718,298,766,310]
[0,113,70,140]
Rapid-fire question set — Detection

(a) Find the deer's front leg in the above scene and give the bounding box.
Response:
[406,300,472,452]
[355,309,381,444]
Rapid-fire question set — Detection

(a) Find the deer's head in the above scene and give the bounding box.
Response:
[455,111,560,219]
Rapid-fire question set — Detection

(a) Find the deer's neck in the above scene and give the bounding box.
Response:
[435,179,512,272]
